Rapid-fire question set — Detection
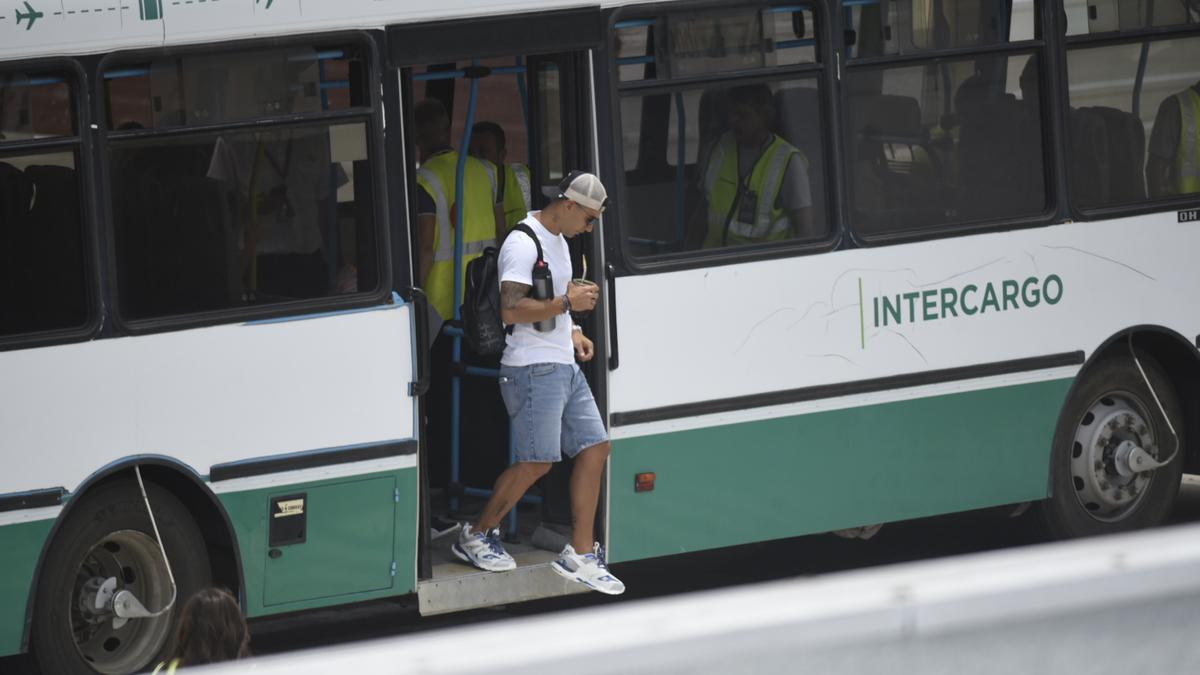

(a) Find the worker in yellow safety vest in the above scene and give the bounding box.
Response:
[1148,80,1200,198]
[691,83,816,249]
[414,99,506,328]
[469,120,533,229]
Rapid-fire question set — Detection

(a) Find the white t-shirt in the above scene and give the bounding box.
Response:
[499,213,574,367]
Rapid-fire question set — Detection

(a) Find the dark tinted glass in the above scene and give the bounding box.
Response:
[0,71,74,141]
[616,5,816,83]
[0,150,88,336]
[621,76,829,256]
[846,53,1047,236]
[846,0,1035,58]
[1064,0,1199,36]
[1066,35,1200,205]
[104,45,367,131]
[109,122,378,320]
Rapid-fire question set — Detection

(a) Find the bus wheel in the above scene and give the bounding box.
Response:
[32,479,211,675]
[1038,351,1183,539]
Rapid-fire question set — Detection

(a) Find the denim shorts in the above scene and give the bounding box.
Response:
[498,362,609,463]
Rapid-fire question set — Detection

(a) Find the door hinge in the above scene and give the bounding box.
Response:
[390,561,397,577]
[394,487,400,503]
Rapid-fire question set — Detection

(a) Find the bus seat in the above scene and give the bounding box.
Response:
[114,171,236,317]
[24,165,85,330]
[0,162,35,334]
[1069,107,1111,207]
[1073,106,1145,206]
[955,75,1032,218]
[849,93,935,232]
[774,86,825,227]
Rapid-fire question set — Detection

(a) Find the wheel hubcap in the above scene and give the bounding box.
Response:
[1070,393,1158,522]
[69,530,173,674]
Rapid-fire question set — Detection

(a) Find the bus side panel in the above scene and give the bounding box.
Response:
[607,377,1072,563]
[0,517,54,656]
[215,463,419,618]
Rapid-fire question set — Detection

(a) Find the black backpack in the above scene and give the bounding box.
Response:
[461,223,542,356]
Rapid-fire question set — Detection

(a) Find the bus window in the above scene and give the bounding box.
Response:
[846,0,1033,57]
[103,44,379,323]
[1063,0,1197,36]
[846,53,1047,236]
[1065,34,1200,206]
[0,71,88,339]
[0,72,73,140]
[104,45,367,130]
[844,1,1048,239]
[614,4,829,258]
[537,61,565,183]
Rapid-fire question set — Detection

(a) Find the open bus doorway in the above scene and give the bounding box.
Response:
[394,16,605,610]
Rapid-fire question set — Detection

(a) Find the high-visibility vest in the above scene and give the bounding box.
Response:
[501,163,532,229]
[1174,88,1200,195]
[702,132,805,248]
[417,150,497,321]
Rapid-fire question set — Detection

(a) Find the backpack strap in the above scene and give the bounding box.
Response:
[508,223,544,265]
[502,222,546,337]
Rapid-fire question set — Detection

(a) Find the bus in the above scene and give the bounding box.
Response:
[2,0,1198,672]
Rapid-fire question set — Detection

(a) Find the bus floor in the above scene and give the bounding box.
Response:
[429,490,570,577]
[421,493,588,615]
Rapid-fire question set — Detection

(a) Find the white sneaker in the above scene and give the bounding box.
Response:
[452,525,516,572]
[551,543,625,595]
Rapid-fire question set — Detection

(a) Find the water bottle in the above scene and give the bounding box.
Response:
[531,260,556,332]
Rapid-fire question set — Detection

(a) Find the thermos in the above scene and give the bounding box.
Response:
[531,260,555,332]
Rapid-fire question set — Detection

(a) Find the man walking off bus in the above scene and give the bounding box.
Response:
[452,171,625,595]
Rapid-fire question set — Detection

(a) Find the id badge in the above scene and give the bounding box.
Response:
[737,188,758,224]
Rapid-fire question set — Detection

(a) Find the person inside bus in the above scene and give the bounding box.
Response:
[207,128,346,300]
[689,83,815,249]
[453,171,625,596]
[469,120,533,229]
[414,98,506,518]
[413,99,505,332]
[152,587,250,673]
[1147,79,1200,198]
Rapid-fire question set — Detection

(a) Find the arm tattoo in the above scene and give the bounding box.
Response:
[500,281,531,310]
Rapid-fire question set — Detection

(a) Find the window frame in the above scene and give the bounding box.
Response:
[842,0,1061,246]
[605,0,842,277]
[0,57,103,353]
[94,31,392,336]
[1060,20,1200,221]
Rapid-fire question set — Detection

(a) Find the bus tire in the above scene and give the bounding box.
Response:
[1037,351,1183,539]
[31,479,211,675]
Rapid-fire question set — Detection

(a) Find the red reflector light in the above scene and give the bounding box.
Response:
[635,472,656,492]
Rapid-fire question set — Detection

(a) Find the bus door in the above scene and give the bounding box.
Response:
[386,8,606,615]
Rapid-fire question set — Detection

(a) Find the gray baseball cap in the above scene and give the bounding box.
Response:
[542,170,609,212]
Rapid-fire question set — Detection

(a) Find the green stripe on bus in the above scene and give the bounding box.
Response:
[216,466,418,618]
[0,518,54,657]
[608,377,1073,563]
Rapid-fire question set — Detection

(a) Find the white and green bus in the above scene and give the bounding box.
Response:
[2,0,1198,673]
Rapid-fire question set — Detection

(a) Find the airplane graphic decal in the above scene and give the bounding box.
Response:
[16,1,43,30]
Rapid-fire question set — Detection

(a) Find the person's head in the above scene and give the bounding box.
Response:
[727,83,776,145]
[540,170,608,238]
[469,121,507,166]
[413,98,451,160]
[170,587,250,666]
